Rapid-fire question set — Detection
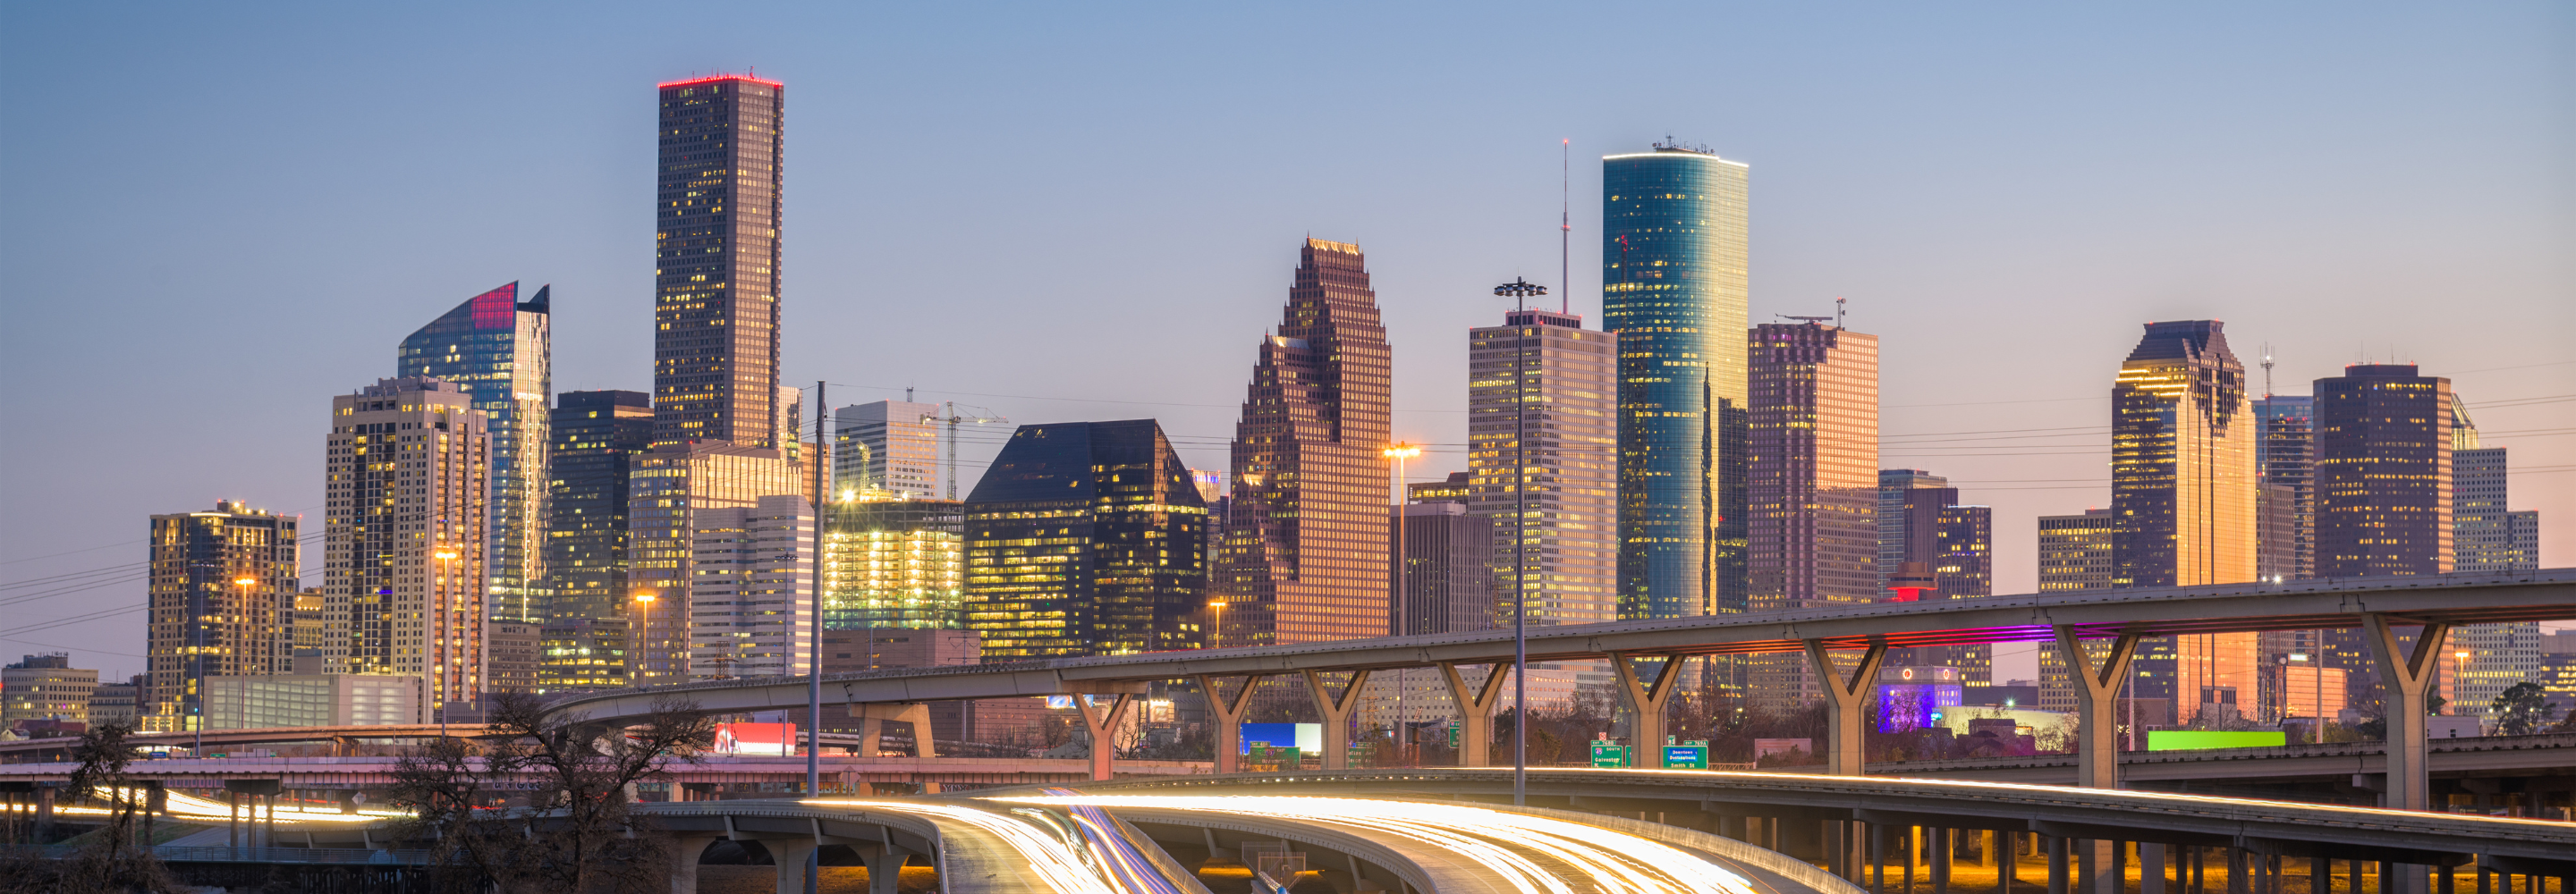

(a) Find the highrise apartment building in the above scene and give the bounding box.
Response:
[1743,323,1878,712]
[145,501,300,730]
[1603,145,1750,620]
[2253,395,2315,582]
[399,282,551,622]
[966,420,1208,658]
[1216,240,1393,646]
[2110,321,2258,719]
[1467,308,1618,628]
[686,494,814,679]
[626,441,802,685]
[323,377,491,720]
[655,75,784,448]
[541,390,651,690]
[824,497,965,630]
[833,401,940,500]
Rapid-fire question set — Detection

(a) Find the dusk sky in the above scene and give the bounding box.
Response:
[4,3,2569,679]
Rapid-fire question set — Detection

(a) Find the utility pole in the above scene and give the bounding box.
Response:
[1494,277,1546,806]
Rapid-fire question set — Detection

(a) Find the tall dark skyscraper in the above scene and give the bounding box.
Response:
[146,502,298,730]
[1391,502,1496,636]
[964,420,1208,659]
[540,390,650,691]
[655,75,784,448]
[2314,364,2453,579]
[1216,239,1394,646]
[1603,145,1750,620]
[399,282,551,622]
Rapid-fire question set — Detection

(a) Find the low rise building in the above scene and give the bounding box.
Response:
[205,673,424,729]
[3,654,97,728]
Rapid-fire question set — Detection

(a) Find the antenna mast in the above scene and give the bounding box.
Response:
[2260,343,2275,398]
[1561,139,1571,315]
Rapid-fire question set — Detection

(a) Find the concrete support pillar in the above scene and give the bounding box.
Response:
[668,833,720,894]
[2363,614,2450,812]
[144,782,165,847]
[2145,843,2167,894]
[1608,653,1690,768]
[1075,692,1136,781]
[2049,835,2070,894]
[1302,669,1372,770]
[1933,827,1951,894]
[1198,674,1266,774]
[866,838,913,894]
[227,790,239,849]
[1438,662,1509,768]
[2052,627,2143,790]
[1805,639,1891,775]
[767,839,818,894]
[850,704,937,758]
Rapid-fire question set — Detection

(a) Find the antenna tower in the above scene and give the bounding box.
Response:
[1561,139,1571,315]
[2260,342,2275,398]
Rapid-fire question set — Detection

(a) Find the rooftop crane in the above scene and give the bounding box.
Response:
[921,401,1007,500]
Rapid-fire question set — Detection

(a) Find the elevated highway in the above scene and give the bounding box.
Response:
[1869,733,2576,804]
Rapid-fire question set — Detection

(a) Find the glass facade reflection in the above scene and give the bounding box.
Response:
[2111,321,2257,719]
[399,282,551,622]
[966,420,1208,659]
[540,390,650,691]
[1602,146,1749,621]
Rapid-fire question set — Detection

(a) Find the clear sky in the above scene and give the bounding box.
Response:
[4,3,2569,680]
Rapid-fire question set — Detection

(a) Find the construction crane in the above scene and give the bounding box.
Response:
[921,401,1008,500]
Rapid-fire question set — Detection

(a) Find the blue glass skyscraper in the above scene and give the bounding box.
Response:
[399,282,552,623]
[1603,145,1750,620]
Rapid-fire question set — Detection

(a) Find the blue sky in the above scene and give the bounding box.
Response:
[4,2,2569,677]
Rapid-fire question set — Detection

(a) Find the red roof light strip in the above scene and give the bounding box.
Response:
[658,74,784,89]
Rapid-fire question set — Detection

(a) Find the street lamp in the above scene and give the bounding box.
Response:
[1382,442,1419,765]
[431,548,459,738]
[1207,601,1226,651]
[631,591,658,689]
[1494,276,1546,805]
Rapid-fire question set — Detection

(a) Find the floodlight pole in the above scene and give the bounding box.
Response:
[1494,277,1546,806]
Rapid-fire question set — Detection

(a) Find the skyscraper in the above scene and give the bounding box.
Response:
[1877,469,1950,590]
[542,390,651,691]
[1934,504,1995,682]
[2253,395,2315,582]
[1603,144,1750,620]
[655,74,784,449]
[2110,321,2258,719]
[687,494,814,679]
[324,377,491,720]
[2452,429,2543,718]
[399,282,550,622]
[823,496,965,630]
[833,401,940,499]
[146,501,298,731]
[1216,239,1394,646]
[1392,502,1496,636]
[2035,509,2116,714]
[625,441,802,685]
[1744,322,1878,712]
[965,420,1208,658]
[2313,365,2453,579]
[1467,308,1619,628]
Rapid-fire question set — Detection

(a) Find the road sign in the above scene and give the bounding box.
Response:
[1664,746,1709,769]
[1589,741,1629,768]
[1448,724,1459,747]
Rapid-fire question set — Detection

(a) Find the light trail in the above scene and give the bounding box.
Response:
[800,797,1149,894]
[997,794,1767,894]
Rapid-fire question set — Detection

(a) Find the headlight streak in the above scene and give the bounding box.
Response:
[3,788,404,823]
[998,794,1767,894]
[801,798,1130,894]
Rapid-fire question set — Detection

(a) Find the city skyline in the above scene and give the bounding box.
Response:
[6,4,2571,679]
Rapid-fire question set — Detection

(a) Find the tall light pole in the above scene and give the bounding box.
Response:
[1207,601,1226,651]
[631,590,657,691]
[1382,442,1419,764]
[431,548,458,738]
[1494,277,1546,805]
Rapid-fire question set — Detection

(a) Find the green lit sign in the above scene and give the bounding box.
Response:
[2146,730,2286,751]
[1589,741,1630,768]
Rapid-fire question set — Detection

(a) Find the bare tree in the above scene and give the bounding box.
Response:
[0,722,185,893]
[389,691,716,894]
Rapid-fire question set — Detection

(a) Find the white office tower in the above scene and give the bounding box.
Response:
[834,401,941,500]
[2452,442,2541,721]
[687,494,816,679]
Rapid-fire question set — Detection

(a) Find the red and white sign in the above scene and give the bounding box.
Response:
[714,722,797,756]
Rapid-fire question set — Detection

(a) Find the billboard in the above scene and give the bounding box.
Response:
[714,721,797,756]
[1239,722,1321,755]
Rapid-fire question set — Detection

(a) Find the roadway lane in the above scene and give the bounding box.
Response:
[999,794,1808,894]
